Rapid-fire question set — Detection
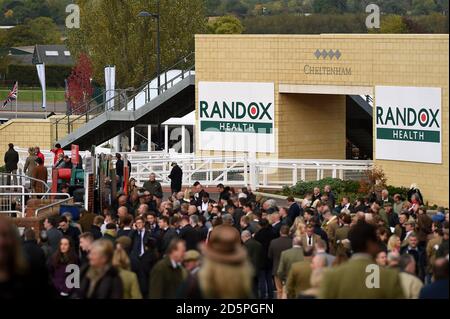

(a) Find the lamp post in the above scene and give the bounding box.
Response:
[138,0,161,95]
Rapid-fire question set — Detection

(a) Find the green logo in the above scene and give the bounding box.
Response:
[376,106,440,143]
[200,100,273,134]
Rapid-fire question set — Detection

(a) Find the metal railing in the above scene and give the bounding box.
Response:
[54,52,195,142]
[35,196,73,217]
[127,156,373,189]
[13,148,373,190]
[0,185,26,217]
[53,91,109,140]
[0,172,50,193]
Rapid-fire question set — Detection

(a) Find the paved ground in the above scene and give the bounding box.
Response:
[1,101,66,117]
[0,111,56,120]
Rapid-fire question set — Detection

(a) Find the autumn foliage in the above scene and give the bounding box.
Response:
[67,53,93,114]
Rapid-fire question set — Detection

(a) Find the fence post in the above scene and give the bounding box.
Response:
[292,164,298,186]
[224,160,228,183]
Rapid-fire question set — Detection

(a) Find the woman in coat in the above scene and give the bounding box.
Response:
[112,246,142,299]
[31,157,47,196]
[48,236,79,298]
[23,147,37,178]
[78,239,123,299]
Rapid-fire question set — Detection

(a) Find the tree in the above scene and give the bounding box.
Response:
[0,17,62,47]
[208,15,245,34]
[412,0,438,15]
[67,0,206,89]
[67,53,94,114]
[379,15,408,33]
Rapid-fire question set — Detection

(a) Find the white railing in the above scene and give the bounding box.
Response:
[0,185,26,217]
[0,185,71,217]
[14,148,373,190]
[129,157,373,189]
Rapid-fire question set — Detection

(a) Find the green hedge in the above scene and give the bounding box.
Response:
[6,64,72,88]
[282,178,409,202]
[282,177,360,198]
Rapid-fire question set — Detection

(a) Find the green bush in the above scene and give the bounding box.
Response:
[386,185,409,199]
[283,177,361,198]
[6,64,72,88]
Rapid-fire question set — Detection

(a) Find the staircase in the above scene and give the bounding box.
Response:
[346,95,373,159]
[55,53,195,150]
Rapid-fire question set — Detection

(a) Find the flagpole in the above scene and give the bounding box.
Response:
[15,82,18,119]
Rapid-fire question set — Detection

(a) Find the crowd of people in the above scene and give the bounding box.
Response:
[1,144,449,299]
[1,168,448,299]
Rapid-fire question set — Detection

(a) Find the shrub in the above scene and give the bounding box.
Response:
[386,186,409,200]
[283,177,361,198]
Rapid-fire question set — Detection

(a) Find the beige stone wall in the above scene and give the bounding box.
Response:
[278,93,346,159]
[195,34,449,206]
[0,119,52,164]
[0,116,87,166]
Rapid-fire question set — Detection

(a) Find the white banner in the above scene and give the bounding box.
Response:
[36,63,46,109]
[198,82,275,153]
[104,65,116,111]
[375,86,442,164]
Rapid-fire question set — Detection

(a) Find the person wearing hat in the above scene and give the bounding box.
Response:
[168,162,183,195]
[180,225,253,299]
[183,250,201,275]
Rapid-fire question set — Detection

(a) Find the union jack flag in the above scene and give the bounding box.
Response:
[2,81,18,108]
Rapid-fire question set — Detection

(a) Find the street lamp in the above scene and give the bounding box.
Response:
[138,0,161,95]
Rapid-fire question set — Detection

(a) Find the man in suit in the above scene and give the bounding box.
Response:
[335,213,352,256]
[129,216,153,258]
[336,196,354,214]
[268,225,292,299]
[129,216,157,296]
[321,209,338,255]
[301,224,321,254]
[271,211,282,238]
[117,214,133,238]
[58,216,81,251]
[241,230,264,297]
[401,221,416,247]
[380,189,393,206]
[158,216,178,255]
[400,233,427,282]
[320,222,404,299]
[285,247,314,298]
[315,239,335,267]
[277,236,304,293]
[287,196,301,222]
[43,216,62,256]
[179,216,201,251]
[149,239,188,298]
[254,219,276,299]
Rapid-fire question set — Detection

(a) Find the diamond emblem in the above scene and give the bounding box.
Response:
[314,49,321,59]
[328,49,335,59]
